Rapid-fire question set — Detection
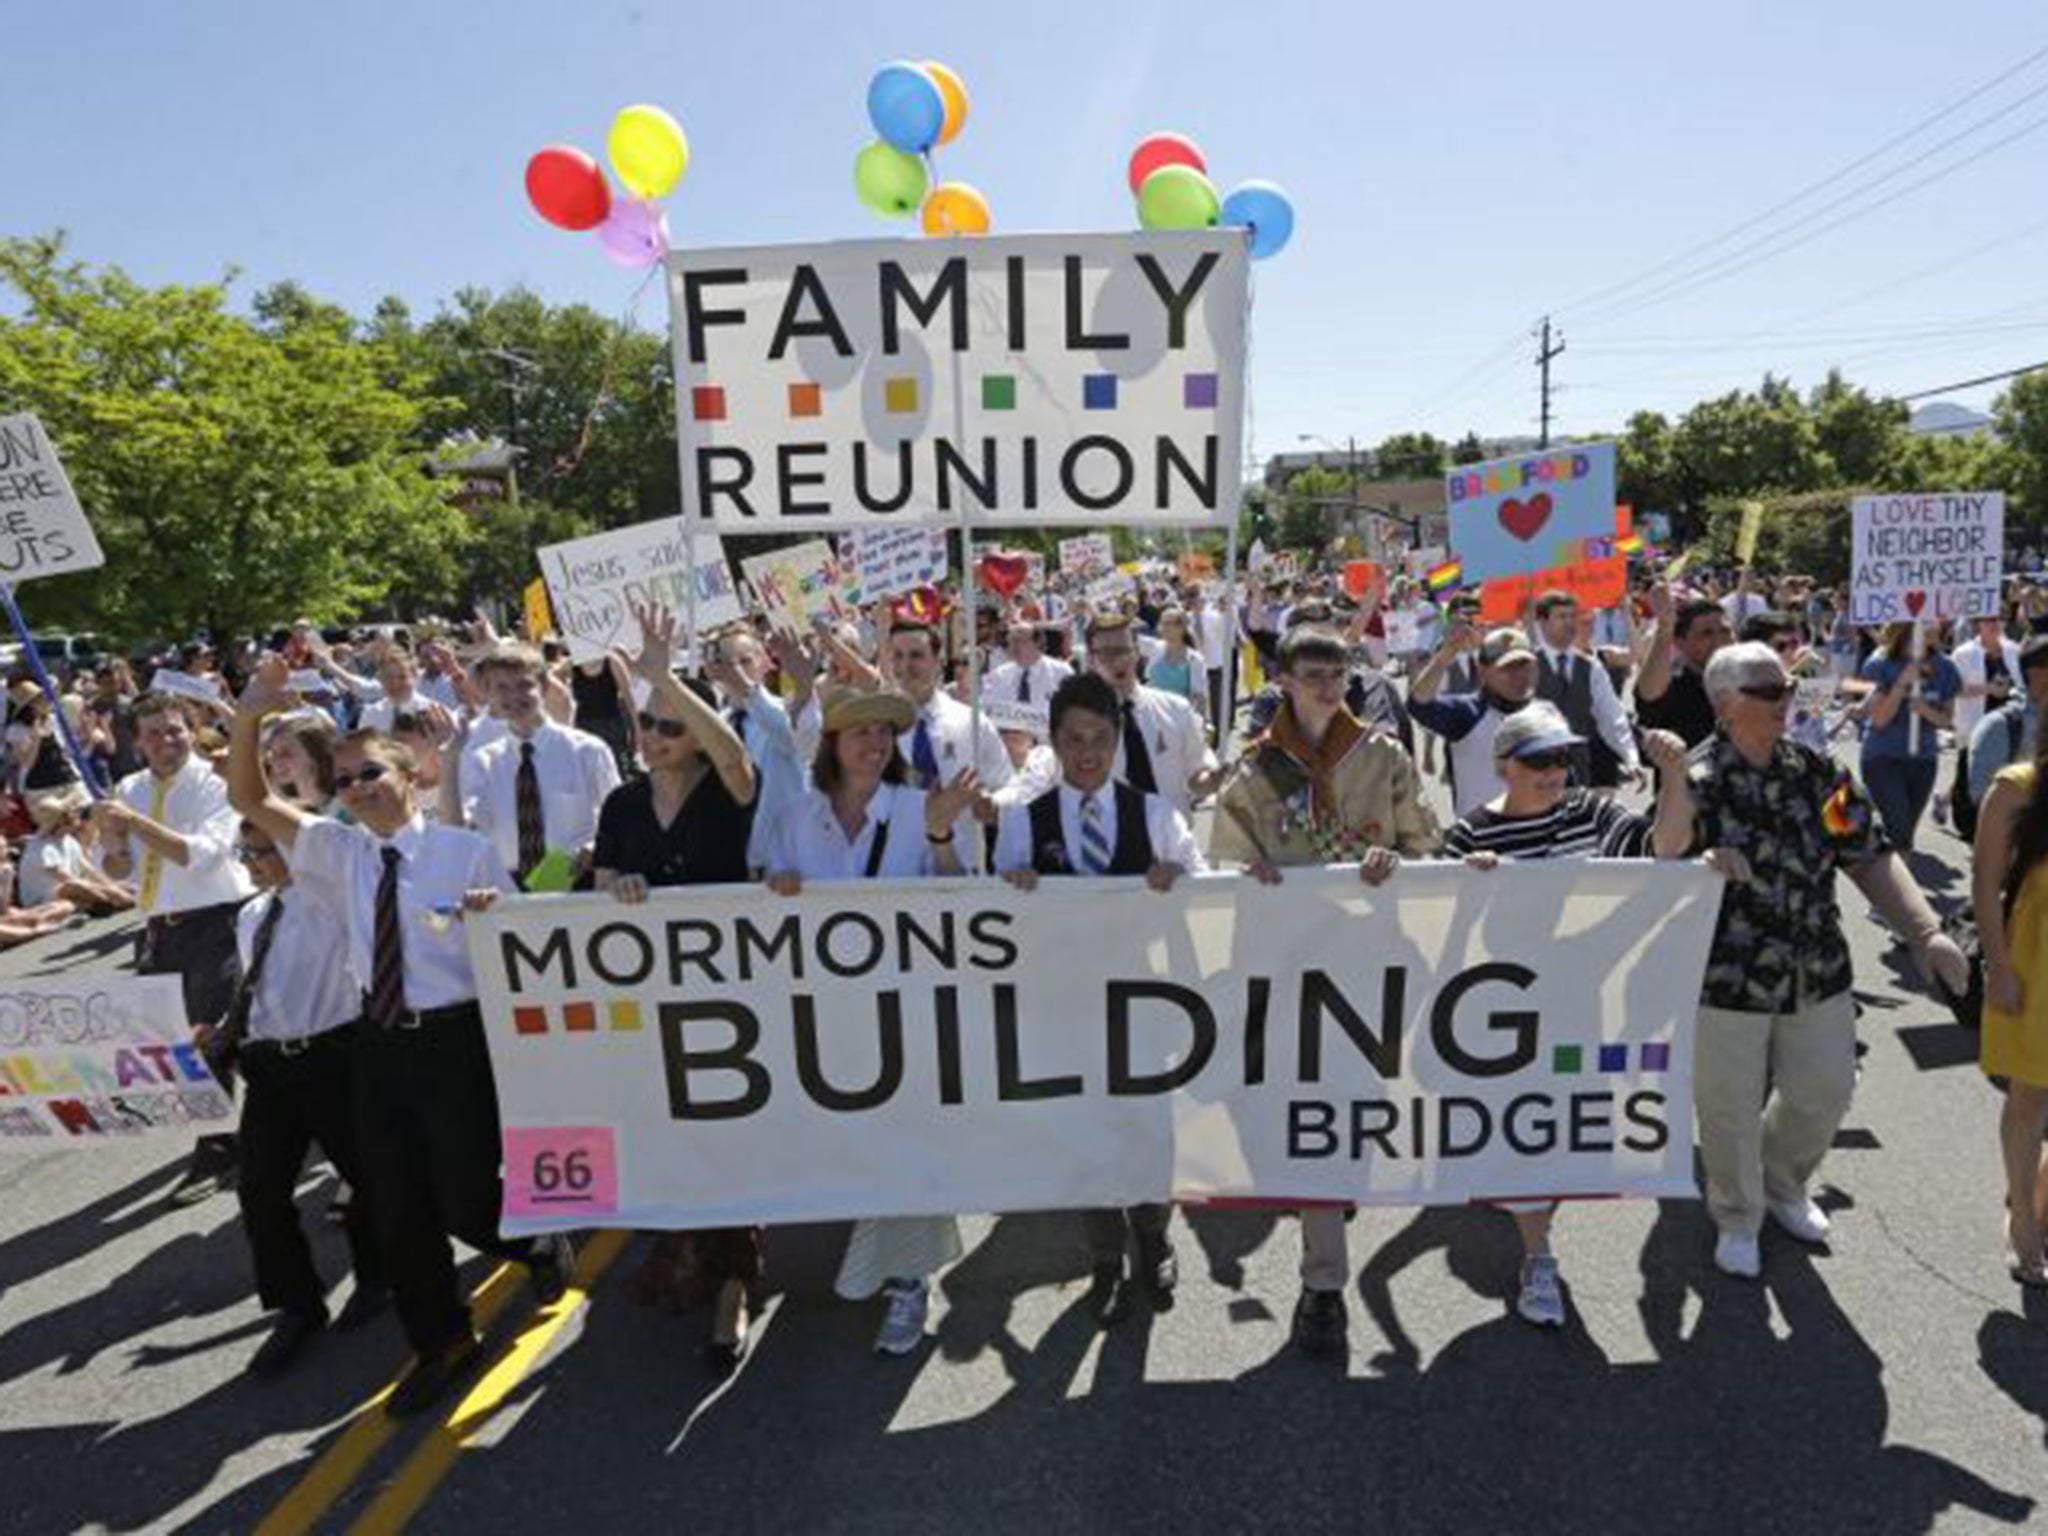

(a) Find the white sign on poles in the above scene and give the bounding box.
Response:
[1058,533,1115,577]
[538,520,744,664]
[470,863,1718,1233]
[0,413,104,582]
[667,231,1248,531]
[838,527,948,603]
[1849,492,2004,625]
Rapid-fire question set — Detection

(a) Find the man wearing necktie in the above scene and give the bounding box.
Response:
[993,673,1207,1327]
[1531,590,1639,792]
[985,619,1072,709]
[884,621,1012,862]
[1085,614,1221,817]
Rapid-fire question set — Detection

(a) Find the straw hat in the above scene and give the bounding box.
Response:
[820,687,917,734]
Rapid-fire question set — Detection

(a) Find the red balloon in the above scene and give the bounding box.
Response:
[525,146,611,231]
[1127,132,1207,198]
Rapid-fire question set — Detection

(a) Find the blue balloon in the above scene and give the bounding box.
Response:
[1221,180,1296,260]
[867,63,946,155]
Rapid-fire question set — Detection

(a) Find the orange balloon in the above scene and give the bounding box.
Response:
[922,60,969,146]
[922,181,991,236]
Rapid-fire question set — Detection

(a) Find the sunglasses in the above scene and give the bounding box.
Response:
[637,711,689,740]
[236,843,281,863]
[333,762,391,792]
[1739,681,1797,704]
[1512,749,1575,772]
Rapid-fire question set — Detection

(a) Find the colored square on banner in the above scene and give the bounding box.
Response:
[1083,374,1118,410]
[609,1000,643,1033]
[1184,372,1219,408]
[691,386,727,422]
[982,374,1017,411]
[1552,1044,1583,1075]
[1598,1044,1628,1074]
[1640,1041,1671,1073]
[513,1006,548,1037]
[564,1001,597,1033]
[502,1127,620,1222]
[788,382,822,418]
[885,377,919,414]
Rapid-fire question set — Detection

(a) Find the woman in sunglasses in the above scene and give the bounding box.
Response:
[1859,621,1961,853]
[590,605,760,1374]
[1441,702,1698,1328]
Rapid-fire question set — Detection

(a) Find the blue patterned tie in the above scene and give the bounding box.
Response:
[1080,793,1111,875]
[911,714,940,788]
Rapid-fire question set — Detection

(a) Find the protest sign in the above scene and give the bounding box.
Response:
[1177,551,1215,583]
[1059,533,1115,577]
[1736,501,1765,566]
[147,669,226,706]
[0,413,104,583]
[980,698,1050,738]
[522,578,554,642]
[468,863,1718,1233]
[668,231,1247,531]
[839,527,949,603]
[1478,506,1633,623]
[1848,492,2003,625]
[539,519,744,664]
[0,977,229,1150]
[740,539,854,630]
[1342,561,1385,603]
[1448,442,1618,582]
[1384,609,1425,655]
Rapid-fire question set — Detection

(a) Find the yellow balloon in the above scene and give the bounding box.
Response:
[608,104,689,200]
[921,60,969,147]
[922,181,991,237]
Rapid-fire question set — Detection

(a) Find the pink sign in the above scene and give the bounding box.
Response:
[502,1126,620,1223]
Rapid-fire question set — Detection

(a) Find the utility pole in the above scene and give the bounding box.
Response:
[1535,315,1566,449]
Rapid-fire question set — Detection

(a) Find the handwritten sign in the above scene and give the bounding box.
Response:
[0,413,104,583]
[147,669,226,705]
[981,698,1051,737]
[740,539,854,630]
[1448,442,1618,582]
[1059,533,1115,577]
[1479,507,1633,623]
[839,527,949,603]
[539,519,744,663]
[1849,492,2003,625]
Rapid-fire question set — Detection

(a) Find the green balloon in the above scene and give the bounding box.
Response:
[855,141,929,219]
[1137,164,1220,231]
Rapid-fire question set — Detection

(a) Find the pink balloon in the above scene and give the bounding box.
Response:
[1127,132,1207,197]
[597,197,670,268]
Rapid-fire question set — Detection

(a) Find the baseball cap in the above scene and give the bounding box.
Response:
[1479,628,1537,668]
[1492,702,1585,762]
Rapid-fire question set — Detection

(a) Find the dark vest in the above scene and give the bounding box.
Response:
[1027,783,1153,875]
[1535,649,1596,731]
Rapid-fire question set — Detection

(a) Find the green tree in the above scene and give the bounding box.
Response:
[1450,431,1488,466]
[1990,368,2048,533]
[1371,431,1447,480]
[1617,410,1681,516]
[0,236,471,641]
[1807,370,1910,485]
[1278,464,1352,550]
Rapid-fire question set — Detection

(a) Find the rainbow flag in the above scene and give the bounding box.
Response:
[1426,559,1464,591]
[1821,778,1870,842]
[1615,533,1646,556]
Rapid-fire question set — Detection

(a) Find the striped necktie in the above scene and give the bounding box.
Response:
[137,776,171,911]
[1079,793,1111,875]
[515,741,545,880]
[368,847,406,1028]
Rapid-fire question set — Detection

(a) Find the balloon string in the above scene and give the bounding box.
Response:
[538,262,663,489]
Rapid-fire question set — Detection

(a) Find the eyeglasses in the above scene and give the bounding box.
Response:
[1511,749,1575,772]
[637,711,690,739]
[236,843,280,863]
[332,763,391,792]
[1738,681,1797,704]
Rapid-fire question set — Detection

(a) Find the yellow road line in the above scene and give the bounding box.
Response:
[344,1230,631,1536]
[252,1260,521,1536]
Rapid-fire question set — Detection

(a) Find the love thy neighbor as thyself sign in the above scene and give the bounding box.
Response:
[666,231,1248,532]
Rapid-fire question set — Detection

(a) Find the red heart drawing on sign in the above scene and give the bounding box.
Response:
[1904,590,1927,617]
[1499,493,1553,542]
[977,553,1030,598]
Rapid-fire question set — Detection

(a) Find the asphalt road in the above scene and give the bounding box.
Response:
[3,778,2047,1535]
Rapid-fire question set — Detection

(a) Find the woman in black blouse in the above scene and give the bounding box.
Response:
[593,605,760,1374]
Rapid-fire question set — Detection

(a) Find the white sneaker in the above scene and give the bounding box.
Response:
[1515,1255,1566,1328]
[1714,1231,1762,1279]
[874,1279,929,1356]
[1768,1196,1832,1245]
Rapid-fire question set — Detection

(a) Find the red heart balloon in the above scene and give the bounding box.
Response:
[1498,492,1553,542]
[977,552,1030,597]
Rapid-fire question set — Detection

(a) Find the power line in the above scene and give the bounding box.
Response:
[1554,40,2048,318]
[1898,361,2047,400]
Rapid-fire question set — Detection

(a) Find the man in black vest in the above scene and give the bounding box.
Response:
[994,673,1206,1327]
[1531,590,1638,791]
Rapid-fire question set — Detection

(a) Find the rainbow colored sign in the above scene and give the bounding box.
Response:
[1446,441,1618,582]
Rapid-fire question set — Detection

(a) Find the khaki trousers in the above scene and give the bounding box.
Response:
[1693,989,1858,1237]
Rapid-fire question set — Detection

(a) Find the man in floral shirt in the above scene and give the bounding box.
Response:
[1687,642,1968,1281]
[1209,623,1438,1358]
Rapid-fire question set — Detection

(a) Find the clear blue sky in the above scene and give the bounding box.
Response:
[9,1,2047,462]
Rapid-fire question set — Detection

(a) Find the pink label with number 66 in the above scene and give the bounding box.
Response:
[502,1126,619,1222]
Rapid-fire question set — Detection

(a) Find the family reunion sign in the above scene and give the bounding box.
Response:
[538,518,744,663]
[0,412,104,583]
[1848,491,2004,625]
[666,231,1249,531]
[0,977,229,1150]
[468,863,1720,1234]
[1448,442,1619,583]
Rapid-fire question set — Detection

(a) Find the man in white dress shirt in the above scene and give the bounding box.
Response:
[982,619,1073,707]
[1531,591,1639,791]
[994,672,1204,1326]
[95,691,253,1201]
[1085,613,1220,817]
[457,644,620,885]
[357,649,426,734]
[887,621,1012,863]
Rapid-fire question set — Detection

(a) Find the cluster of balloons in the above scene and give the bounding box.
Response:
[1127,133,1295,260]
[524,104,691,269]
[853,60,990,236]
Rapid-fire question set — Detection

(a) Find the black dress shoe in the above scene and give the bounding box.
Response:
[703,1333,747,1380]
[247,1306,326,1379]
[1088,1261,1131,1327]
[387,1335,483,1420]
[526,1233,577,1307]
[1137,1233,1179,1295]
[332,1285,390,1333]
[1291,1288,1349,1358]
